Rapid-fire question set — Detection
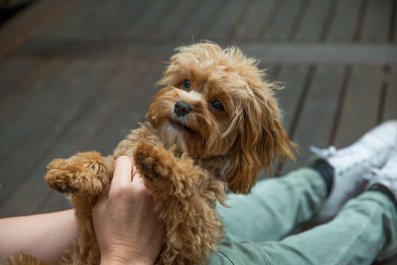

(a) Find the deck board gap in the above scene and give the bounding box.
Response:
[256,0,281,40]
[353,0,369,41]
[319,0,339,42]
[288,0,310,41]
[197,0,227,38]
[288,65,316,138]
[228,0,255,39]
[388,0,397,42]
[329,66,352,145]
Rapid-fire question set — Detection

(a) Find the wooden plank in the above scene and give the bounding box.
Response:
[66,0,130,40]
[383,65,397,120]
[275,65,310,131]
[261,0,304,41]
[0,60,89,156]
[293,0,333,41]
[353,0,369,41]
[0,59,65,150]
[360,0,393,42]
[334,65,383,147]
[33,0,99,40]
[0,59,119,211]
[11,41,397,64]
[243,44,397,64]
[41,0,150,41]
[106,0,150,39]
[89,62,164,154]
[81,0,136,40]
[283,65,345,172]
[234,0,274,40]
[33,61,164,215]
[0,60,66,154]
[262,64,280,82]
[275,65,313,175]
[125,0,177,38]
[177,0,225,40]
[203,0,249,40]
[0,60,107,196]
[394,0,397,41]
[28,60,151,214]
[145,0,201,39]
[286,66,315,146]
[0,58,40,111]
[326,0,362,42]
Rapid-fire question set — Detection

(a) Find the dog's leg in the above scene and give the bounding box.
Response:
[45,151,113,196]
[4,253,51,265]
[43,152,112,265]
[44,151,114,224]
[133,140,226,265]
[15,151,114,265]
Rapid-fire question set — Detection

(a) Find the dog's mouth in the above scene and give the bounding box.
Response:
[168,118,197,135]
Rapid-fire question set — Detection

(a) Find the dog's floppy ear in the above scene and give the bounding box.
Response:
[225,84,296,194]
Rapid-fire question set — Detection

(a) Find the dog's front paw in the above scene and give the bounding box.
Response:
[134,140,173,182]
[44,151,109,195]
[45,158,81,194]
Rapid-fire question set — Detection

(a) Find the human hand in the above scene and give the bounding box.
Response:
[93,156,165,265]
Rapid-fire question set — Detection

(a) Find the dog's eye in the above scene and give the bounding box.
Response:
[211,100,225,111]
[182,79,191,89]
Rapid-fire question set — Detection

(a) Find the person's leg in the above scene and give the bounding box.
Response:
[218,120,397,243]
[260,190,397,265]
[217,167,327,242]
[210,190,397,265]
[210,122,397,265]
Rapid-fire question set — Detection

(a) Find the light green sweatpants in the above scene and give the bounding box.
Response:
[209,168,397,265]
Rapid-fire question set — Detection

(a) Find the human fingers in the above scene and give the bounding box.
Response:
[131,170,145,188]
[110,156,133,192]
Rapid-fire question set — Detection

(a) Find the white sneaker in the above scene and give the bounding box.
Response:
[310,120,397,223]
[364,148,397,262]
[365,148,397,202]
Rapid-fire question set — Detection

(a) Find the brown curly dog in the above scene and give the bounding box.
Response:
[6,42,295,265]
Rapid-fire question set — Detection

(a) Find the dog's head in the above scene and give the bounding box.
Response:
[146,42,295,194]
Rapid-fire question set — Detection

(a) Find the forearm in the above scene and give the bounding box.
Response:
[0,209,79,263]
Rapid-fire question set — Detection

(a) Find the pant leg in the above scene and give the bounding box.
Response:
[218,168,327,242]
[261,191,397,265]
[210,191,397,265]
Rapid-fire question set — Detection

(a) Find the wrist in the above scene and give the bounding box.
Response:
[100,253,153,265]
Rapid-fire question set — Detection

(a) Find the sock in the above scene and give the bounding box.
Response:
[311,159,334,197]
[368,184,397,210]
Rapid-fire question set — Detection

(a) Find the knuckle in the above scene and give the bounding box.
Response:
[110,185,131,198]
[115,156,131,165]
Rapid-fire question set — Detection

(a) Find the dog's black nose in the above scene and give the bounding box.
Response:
[174,101,191,117]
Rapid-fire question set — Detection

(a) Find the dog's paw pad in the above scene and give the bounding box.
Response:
[134,151,159,181]
[134,140,174,181]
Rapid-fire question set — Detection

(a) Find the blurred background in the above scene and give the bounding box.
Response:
[0,0,396,251]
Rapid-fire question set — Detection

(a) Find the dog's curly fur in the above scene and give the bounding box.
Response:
[6,42,295,265]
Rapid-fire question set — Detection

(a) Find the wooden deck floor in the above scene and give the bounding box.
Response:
[0,0,396,263]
